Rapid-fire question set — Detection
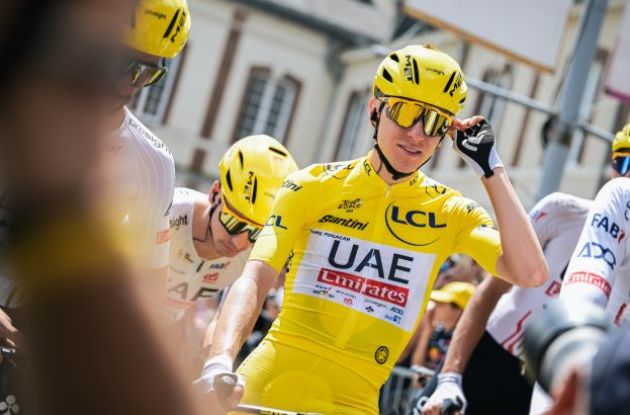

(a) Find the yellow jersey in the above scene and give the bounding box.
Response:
[237,154,502,414]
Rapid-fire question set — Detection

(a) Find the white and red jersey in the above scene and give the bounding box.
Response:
[486,192,592,358]
[108,107,175,270]
[164,187,249,322]
[561,178,630,327]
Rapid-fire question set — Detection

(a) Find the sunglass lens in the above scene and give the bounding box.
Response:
[614,156,630,175]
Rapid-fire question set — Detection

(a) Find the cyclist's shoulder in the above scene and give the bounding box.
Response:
[121,108,174,163]
[287,157,364,189]
[172,187,206,210]
[596,178,630,203]
[534,192,592,214]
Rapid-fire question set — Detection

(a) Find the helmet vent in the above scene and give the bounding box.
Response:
[389,53,400,63]
[225,171,233,191]
[411,59,419,84]
[238,150,244,168]
[163,9,181,39]
[459,97,466,104]
[251,177,258,204]
[269,146,288,157]
[382,69,393,83]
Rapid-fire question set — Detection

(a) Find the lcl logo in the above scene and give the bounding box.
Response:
[384,203,446,246]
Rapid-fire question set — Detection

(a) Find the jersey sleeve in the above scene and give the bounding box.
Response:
[561,178,630,310]
[249,171,312,273]
[528,193,561,245]
[449,197,502,276]
[129,151,175,270]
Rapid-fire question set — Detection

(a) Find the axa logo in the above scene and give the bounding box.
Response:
[384,203,445,246]
[578,241,616,270]
[591,213,626,243]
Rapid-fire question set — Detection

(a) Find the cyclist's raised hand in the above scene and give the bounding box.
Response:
[420,373,466,415]
[450,116,503,178]
[194,355,245,413]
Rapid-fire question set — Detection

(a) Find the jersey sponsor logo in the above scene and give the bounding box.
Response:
[318,268,408,306]
[362,159,372,176]
[384,203,445,246]
[202,273,219,284]
[338,198,362,212]
[169,214,188,230]
[168,282,220,302]
[323,162,354,179]
[565,271,612,299]
[296,231,434,331]
[209,261,231,270]
[578,241,616,270]
[281,179,302,192]
[591,213,626,243]
[265,215,288,229]
[156,228,170,244]
[625,201,630,221]
[319,215,368,231]
[375,345,389,364]
[327,239,413,284]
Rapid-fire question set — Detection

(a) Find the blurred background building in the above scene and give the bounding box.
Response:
[133,0,630,210]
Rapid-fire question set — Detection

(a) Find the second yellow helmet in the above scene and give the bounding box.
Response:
[219,135,298,226]
[612,123,630,155]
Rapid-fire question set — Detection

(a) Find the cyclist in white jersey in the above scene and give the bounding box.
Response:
[164,135,298,324]
[0,0,190,335]
[421,124,630,415]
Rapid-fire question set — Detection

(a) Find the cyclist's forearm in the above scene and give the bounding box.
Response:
[442,277,511,373]
[207,261,276,361]
[483,168,548,287]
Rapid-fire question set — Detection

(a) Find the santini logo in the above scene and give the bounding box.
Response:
[319,215,368,231]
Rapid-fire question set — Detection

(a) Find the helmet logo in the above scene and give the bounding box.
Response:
[244,170,256,203]
[163,8,187,43]
[404,55,420,85]
[443,71,463,97]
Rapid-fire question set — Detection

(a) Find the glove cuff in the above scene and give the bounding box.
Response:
[437,372,463,387]
[202,354,234,376]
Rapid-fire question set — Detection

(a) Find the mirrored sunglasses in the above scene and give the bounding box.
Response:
[383,97,453,137]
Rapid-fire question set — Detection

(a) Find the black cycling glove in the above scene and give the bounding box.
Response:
[453,119,503,177]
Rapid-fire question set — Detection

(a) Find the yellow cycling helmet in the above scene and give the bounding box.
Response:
[218,135,298,226]
[612,123,630,155]
[373,44,467,116]
[125,0,191,59]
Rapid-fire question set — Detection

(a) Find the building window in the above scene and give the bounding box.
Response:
[129,52,184,124]
[335,89,369,160]
[233,67,300,143]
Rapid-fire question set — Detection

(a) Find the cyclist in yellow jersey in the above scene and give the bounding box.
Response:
[197,44,548,415]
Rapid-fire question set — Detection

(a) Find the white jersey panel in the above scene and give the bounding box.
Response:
[561,178,630,327]
[110,108,175,269]
[165,187,250,321]
[486,193,592,357]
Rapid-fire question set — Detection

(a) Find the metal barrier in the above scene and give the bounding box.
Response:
[379,366,418,414]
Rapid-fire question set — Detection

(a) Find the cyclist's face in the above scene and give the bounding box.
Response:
[110,49,164,109]
[208,193,253,258]
[370,97,443,174]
